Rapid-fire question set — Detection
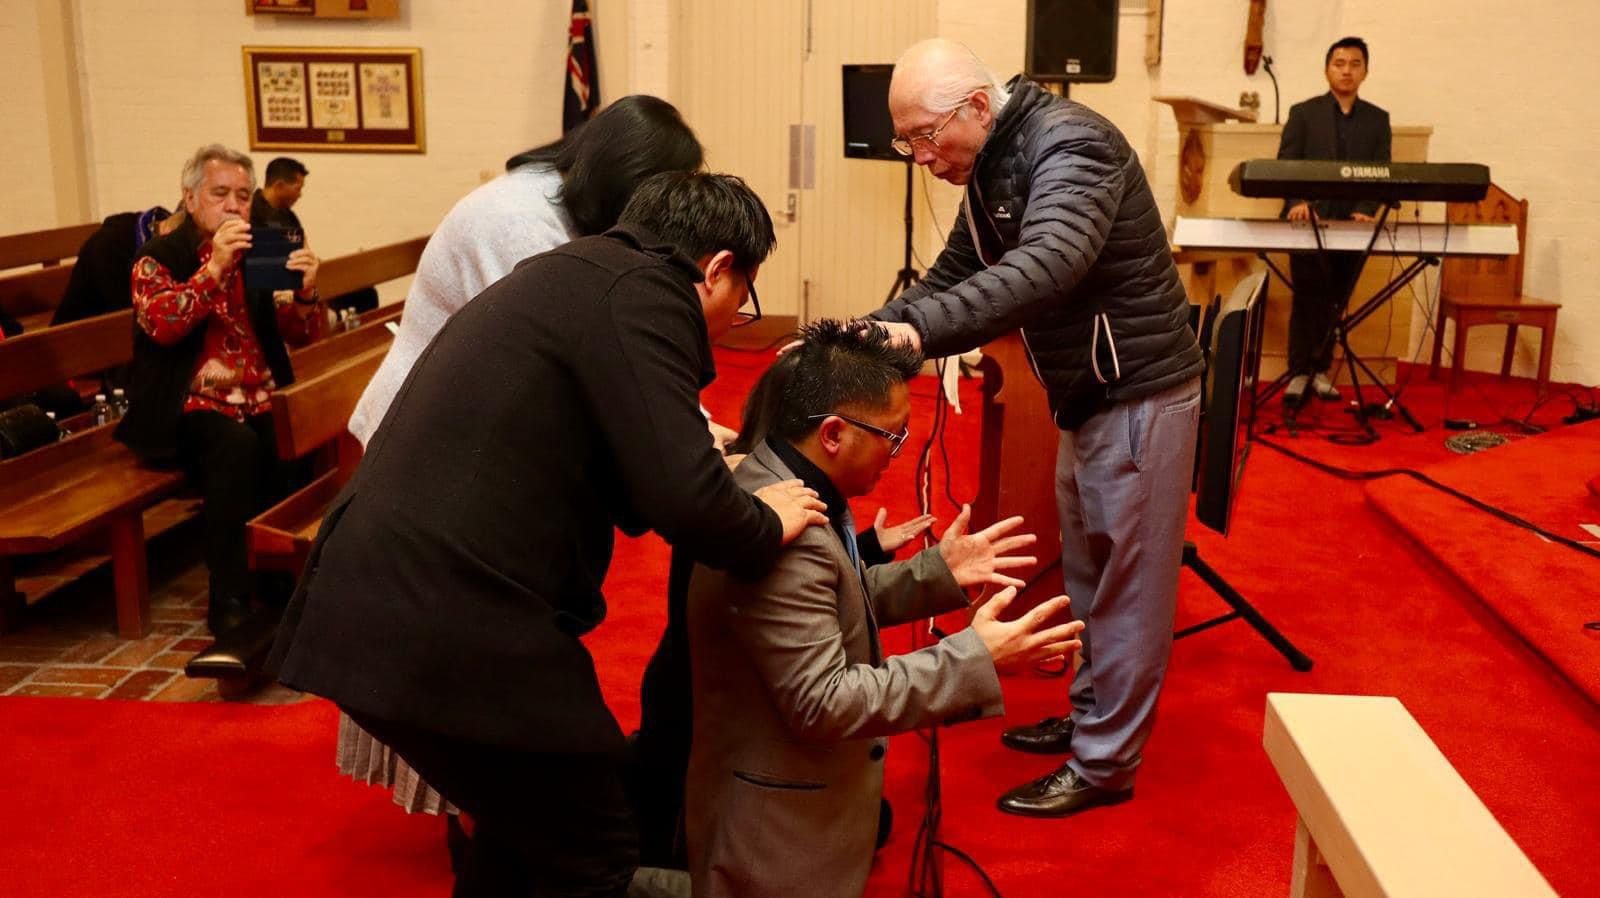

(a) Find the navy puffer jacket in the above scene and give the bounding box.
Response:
[873,78,1203,429]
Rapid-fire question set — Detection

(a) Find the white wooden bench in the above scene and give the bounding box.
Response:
[1262,693,1557,898]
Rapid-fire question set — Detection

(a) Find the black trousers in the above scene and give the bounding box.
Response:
[348,710,638,898]
[1287,251,1365,376]
[175,410,288,607]
[632,553,695,870]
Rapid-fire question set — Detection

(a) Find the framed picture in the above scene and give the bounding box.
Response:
[250,0,315,14]
[242,46,424,153]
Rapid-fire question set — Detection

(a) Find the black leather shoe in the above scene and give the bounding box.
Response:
[997,765,1133,818]
[1000,715,1075,754]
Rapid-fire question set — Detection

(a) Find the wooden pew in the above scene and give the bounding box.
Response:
[0,310,130,399]
[0,426,186,636]
[0,222,99,333]
[288,300,403,380]
[1263,693,1558,898]
[973,333,1061,594]
[317,235,427,299]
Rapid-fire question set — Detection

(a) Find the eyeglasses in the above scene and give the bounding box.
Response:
[731,273,763,328]
[890,107,962,157]
[807,413,910,457]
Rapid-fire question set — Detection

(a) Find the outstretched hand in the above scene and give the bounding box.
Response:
[872,508,936,553]
[971,588,1083,670]
[937,504,1038,590]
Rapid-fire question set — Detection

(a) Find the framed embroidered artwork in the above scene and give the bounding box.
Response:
[250,0,315,14]
[243,46,424,153]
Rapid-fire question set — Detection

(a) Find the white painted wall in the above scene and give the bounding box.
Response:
[0,1,67,235]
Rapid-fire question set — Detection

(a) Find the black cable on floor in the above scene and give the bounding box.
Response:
[1255,435,1600,562]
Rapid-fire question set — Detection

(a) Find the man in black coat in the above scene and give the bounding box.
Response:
[51,205,181,327]
[867,38,1204,819]
[268,171,826,897]
[1277,36,1392,406]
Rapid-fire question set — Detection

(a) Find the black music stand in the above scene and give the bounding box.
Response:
[1254,203,1434,440]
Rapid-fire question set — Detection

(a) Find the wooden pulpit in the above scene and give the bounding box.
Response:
[973,334,1060,591]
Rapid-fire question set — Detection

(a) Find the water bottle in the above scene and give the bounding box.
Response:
[91,393,112,426]
[111,388,129,419]
[346,309,362,330]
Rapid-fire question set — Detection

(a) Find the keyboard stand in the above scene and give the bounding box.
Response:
[1251,203,1434,441]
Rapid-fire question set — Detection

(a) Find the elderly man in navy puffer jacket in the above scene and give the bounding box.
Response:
[868,37,1206,819]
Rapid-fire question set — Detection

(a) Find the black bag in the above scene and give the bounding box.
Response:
[0,403,60,459]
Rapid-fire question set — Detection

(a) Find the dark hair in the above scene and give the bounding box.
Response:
[618,172,776,270]
[1325,36,1369,67]
[727,351,802,456]
[504,95,703,236]
[768,319,923,441]
[264,157,308,186]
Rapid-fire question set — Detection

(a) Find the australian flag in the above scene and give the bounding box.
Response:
[563,0,600,132]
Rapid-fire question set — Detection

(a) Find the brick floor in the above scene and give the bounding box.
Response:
[0,665,35,692]
[0,556,307,707]
[105,669,178,701]
[14,683,108,699]
[31,666,135,687]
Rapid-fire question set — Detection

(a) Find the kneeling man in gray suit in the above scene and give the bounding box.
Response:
[685,320,1085,898]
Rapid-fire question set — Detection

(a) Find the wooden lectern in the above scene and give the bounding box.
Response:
[973,334,1060,592]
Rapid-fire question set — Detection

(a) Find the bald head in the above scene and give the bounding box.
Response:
[890,38,1008,119]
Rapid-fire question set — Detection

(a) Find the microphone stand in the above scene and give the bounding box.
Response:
[1262,55,1281,123]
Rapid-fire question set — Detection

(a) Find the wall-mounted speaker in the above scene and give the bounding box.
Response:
[1026,0,1119,84]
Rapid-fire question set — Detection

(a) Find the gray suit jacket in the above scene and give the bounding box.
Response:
[684,444,1004,898]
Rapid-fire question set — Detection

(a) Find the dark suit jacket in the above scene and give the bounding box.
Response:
[1276,91,1392,220]
[268,225,783,755]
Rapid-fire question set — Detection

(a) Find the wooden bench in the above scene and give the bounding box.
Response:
[1263,693,1557,898]
[0,222,99,334]
[0,426,186,636]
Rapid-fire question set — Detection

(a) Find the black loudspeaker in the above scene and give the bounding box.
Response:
[841,64,898,161]
[1026,0,1119,84]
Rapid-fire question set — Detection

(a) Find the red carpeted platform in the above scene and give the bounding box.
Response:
[1364,420,1600,708]
[3,356,1597,898]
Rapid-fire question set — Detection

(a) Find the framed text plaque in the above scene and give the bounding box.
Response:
[243,46,424,153]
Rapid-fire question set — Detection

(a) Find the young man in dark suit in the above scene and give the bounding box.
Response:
[1277,36,1392,406]
[268,172,828,897]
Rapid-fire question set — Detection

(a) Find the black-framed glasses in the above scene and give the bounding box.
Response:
[890,107,962,157]
[807,413,910,457]
[731,273,762,328]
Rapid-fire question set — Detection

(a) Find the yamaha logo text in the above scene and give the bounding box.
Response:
[1339,164,1390,179]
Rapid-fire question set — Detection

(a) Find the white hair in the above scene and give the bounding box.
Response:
[900,42,1012,117]
[180,143,255,194]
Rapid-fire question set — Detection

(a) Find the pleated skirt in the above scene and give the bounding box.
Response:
[335,711,458,815]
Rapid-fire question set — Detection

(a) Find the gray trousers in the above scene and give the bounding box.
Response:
[1057,377,1201,790]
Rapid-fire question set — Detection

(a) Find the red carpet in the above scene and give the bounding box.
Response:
[1365,420,1600,708]
[3,356,1598,897]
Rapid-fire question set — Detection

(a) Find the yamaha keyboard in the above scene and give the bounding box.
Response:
[1229,159,1491,203]
[1172,216,1518,258]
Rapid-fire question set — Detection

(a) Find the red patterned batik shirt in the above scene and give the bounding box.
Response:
[131,243,276,421]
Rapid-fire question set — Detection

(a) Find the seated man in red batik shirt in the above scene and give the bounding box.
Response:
[115,143,320,637]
